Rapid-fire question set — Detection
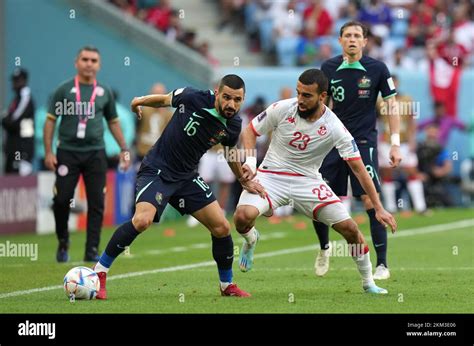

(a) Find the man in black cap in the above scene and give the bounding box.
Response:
[2,68,35,175]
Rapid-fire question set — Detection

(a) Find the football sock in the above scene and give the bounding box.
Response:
[211,234,233,289]
[96,221,140,272]
[407,178,427,212]
[366,208,387,267]
[381,181,397,213]
[351,244,375,287]
[241,226,257,244]
[313,221,330,250]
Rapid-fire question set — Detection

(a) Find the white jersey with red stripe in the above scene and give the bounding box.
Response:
[250,98,361,179]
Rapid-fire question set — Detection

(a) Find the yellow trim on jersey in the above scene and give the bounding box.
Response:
[46,113,57,121]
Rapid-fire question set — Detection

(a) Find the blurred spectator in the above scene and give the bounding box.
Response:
[339,1,359,21]
[164,10,183,42]
[179,30,198,51]
[358,0,392,38]
[2,68,35,175]
[437,30,469,68]
[364,31,384,60]
[452,2,474,59]
[274,0,303,66]
[135,83,172,161]
[296,25,332,66]
[197,41,220,67]
[110,0,137,16]
[103,90,136,168]
[406,1,439,48]
[386,47,416,71]
[377,75,427,214]
[217,0,246,31]
[417,102,466,147]
[273,1,303,39]
[426,41,462,117]
[243,0,274,52]
[460,114,474,203]
[303,0,333,36]
[417,123,453,207]
[323,0,349,21]
[145,0,173,32]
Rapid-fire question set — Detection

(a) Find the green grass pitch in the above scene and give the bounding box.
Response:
[0,208,472,313]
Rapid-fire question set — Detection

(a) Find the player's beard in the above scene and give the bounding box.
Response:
[218,102,237,118]
[298,102,320,119]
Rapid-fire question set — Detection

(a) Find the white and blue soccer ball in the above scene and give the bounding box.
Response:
[63,266,100,300]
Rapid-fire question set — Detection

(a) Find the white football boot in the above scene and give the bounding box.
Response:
[314,243,332,276]
[373,264,390,280]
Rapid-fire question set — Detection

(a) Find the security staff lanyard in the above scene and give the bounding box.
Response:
[75,75,97,138]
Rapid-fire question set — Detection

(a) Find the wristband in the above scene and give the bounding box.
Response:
[243,156,257,174]
[391,134,400,146]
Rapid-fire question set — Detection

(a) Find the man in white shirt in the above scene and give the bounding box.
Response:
[233,69,397,294]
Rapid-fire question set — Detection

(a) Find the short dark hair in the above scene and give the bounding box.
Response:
[218,74,245,93]
[298,69,328,94]
[340,20,368,38]
[77,45,100,57]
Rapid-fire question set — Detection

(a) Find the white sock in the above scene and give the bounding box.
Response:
[220,282,231,290]
[381,181,397,213]
[352,249,375,287]
[94,261,109,274]
[407,179,427,212]
[241,226,257,244]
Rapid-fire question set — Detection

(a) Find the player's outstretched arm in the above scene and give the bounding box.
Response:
[130,92,173,119]
[240,124,258,180]
[347,159,397,233]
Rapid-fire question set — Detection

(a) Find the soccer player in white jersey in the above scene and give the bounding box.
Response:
[233,69,397,294]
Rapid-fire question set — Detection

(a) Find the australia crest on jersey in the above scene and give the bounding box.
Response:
[155,192,163,205]
[358,76,372,88]
[358,75,371,98]
[208,129,227,146]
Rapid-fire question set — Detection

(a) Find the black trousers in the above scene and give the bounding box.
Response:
[53,148,107,252]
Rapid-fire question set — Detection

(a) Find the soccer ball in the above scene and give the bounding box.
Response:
[63,266,100,300]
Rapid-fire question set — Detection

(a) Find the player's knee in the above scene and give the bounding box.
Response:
[132,213,153,232]
[212,220,231,238]
[334,219,359,241]
[233,207,256,229]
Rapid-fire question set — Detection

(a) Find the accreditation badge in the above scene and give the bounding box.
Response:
[77,121,87,139]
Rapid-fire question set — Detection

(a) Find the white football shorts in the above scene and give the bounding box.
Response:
[237,169,351,226]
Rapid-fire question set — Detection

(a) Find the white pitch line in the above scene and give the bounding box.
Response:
[181,267,474,272]
[0,220,472,300]
[143,232,288,257]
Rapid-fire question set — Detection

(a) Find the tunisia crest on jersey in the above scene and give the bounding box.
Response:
[318,125,327,136]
